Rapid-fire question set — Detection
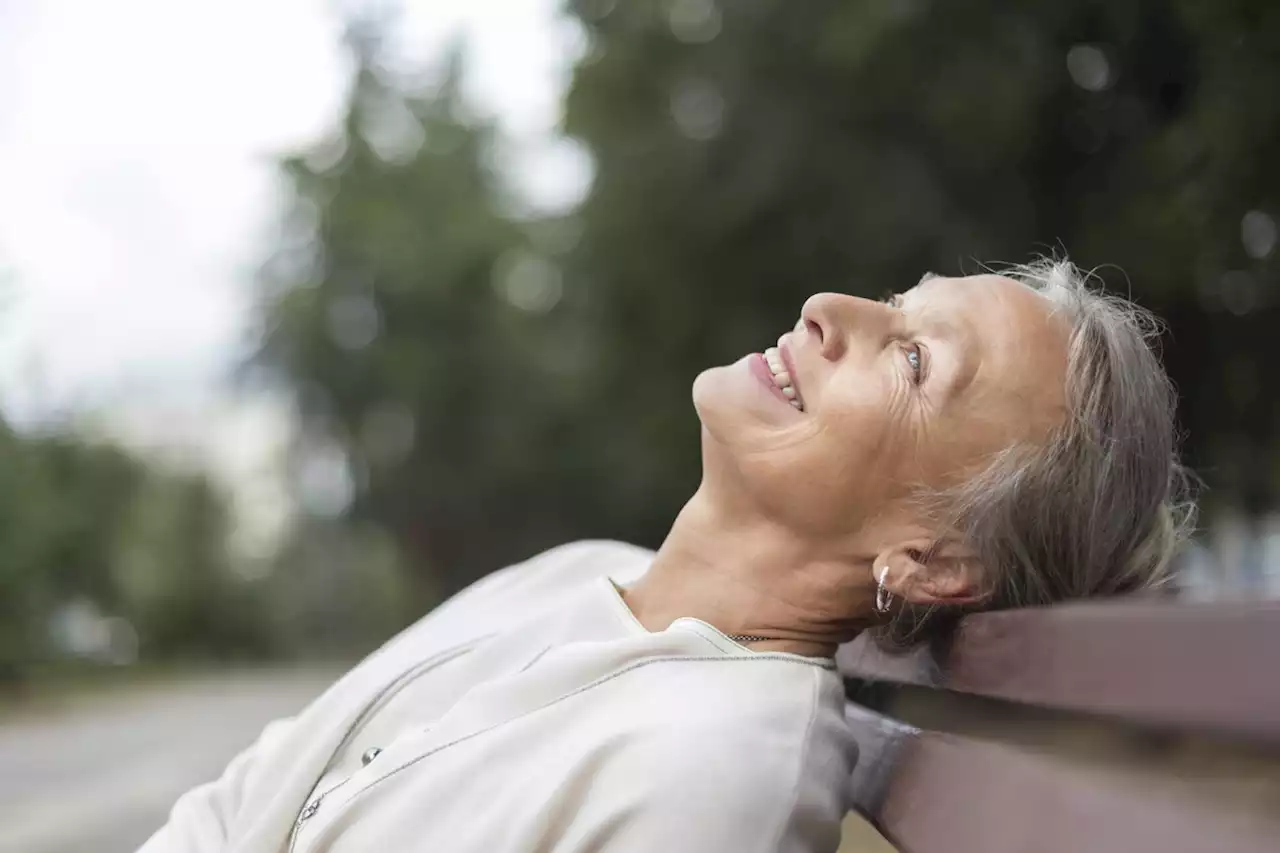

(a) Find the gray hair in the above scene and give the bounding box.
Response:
[875,258,1197,654]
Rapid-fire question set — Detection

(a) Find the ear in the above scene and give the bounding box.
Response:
[873,540,988,608]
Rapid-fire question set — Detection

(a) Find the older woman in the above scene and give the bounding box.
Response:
[141,259,1191,853]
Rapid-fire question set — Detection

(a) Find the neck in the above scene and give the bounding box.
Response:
[622,487,879,658]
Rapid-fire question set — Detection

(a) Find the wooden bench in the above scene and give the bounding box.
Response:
[835,599,1280,852]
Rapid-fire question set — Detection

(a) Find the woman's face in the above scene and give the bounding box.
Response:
[692,274,1070,543]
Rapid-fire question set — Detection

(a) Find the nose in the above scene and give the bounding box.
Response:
[801,292,889,361]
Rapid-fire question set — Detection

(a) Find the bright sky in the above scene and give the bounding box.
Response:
[0,0,585,555]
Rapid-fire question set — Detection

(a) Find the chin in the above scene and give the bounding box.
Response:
[691,364,737,437]
[696,360,784,451]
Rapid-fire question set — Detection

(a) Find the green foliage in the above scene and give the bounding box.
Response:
[9,1,1273,678]
[5,4,1274,679]
[0,419,271,683]
[0,422,62,678]
[257,42,596,596]
[564,0,1278,512]
[110,471,272,659]
[259,518,420,659]
[253,2,1278,599]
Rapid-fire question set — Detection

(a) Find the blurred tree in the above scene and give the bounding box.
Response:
[261,518,418,659]
[31,435,145,610]
[0,420,62,681]
[257,2,1279,600]
[0,415,271,683]
[110,469,272,660]
[561,0,1280,528]
[257,34,596,597]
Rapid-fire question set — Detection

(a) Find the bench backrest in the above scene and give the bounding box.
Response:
[837,599,1280,853]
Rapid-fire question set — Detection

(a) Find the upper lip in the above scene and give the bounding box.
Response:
[777,336,804,407]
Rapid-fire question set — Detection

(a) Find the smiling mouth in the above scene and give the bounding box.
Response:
[763,346,804,411]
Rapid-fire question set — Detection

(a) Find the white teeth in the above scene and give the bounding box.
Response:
[763,348,788,383]
[762,346,804,411]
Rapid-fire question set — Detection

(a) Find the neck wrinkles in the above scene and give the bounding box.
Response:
[621,489,879,658]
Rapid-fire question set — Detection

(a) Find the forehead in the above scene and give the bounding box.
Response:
[912,273,1070,442]
[912,273,1061,334]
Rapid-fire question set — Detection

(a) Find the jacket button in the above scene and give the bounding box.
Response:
[361,747,383,766]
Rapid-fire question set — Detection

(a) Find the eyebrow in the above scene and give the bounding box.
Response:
[901,276,978,399]
[924,308,979,401]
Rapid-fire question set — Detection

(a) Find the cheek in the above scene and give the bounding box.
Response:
[741,450,871,535]
[697,360,913,532]
[772,387,911,523]
[737,413,894,533]
[820,373,903,462]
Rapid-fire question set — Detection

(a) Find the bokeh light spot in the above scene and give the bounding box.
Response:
[494,250,564,313]
[359,93,426,166]
[303,132,350,173]
[668,0,722,44]
[670,77,725,140]
[1241,210,1277,260]
[326,294,382,351]
[579,0,618,22]
[1220,270,1258,316]
[296,441,354,518]
[360,401,417,468]
[1067,44,1112,92]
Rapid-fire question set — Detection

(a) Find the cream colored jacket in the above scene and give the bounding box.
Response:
[139,540,854,853]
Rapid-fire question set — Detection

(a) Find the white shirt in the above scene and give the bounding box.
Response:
[140,540,855,853]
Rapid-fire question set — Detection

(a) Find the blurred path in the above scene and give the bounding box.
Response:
[0,668,335,853]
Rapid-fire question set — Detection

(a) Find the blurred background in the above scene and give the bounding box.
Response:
[0,0,1277,849]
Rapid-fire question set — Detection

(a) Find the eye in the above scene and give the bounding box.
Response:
[905,345,924,383]
[882,293,923,381]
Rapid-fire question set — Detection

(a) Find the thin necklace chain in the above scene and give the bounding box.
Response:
[727,634,776,643]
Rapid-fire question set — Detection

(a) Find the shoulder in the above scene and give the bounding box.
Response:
[470,538,652,596]
[458,539,653,606]
[583,662,852,851]
[525,539,654,577]
[391,540,652,648]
